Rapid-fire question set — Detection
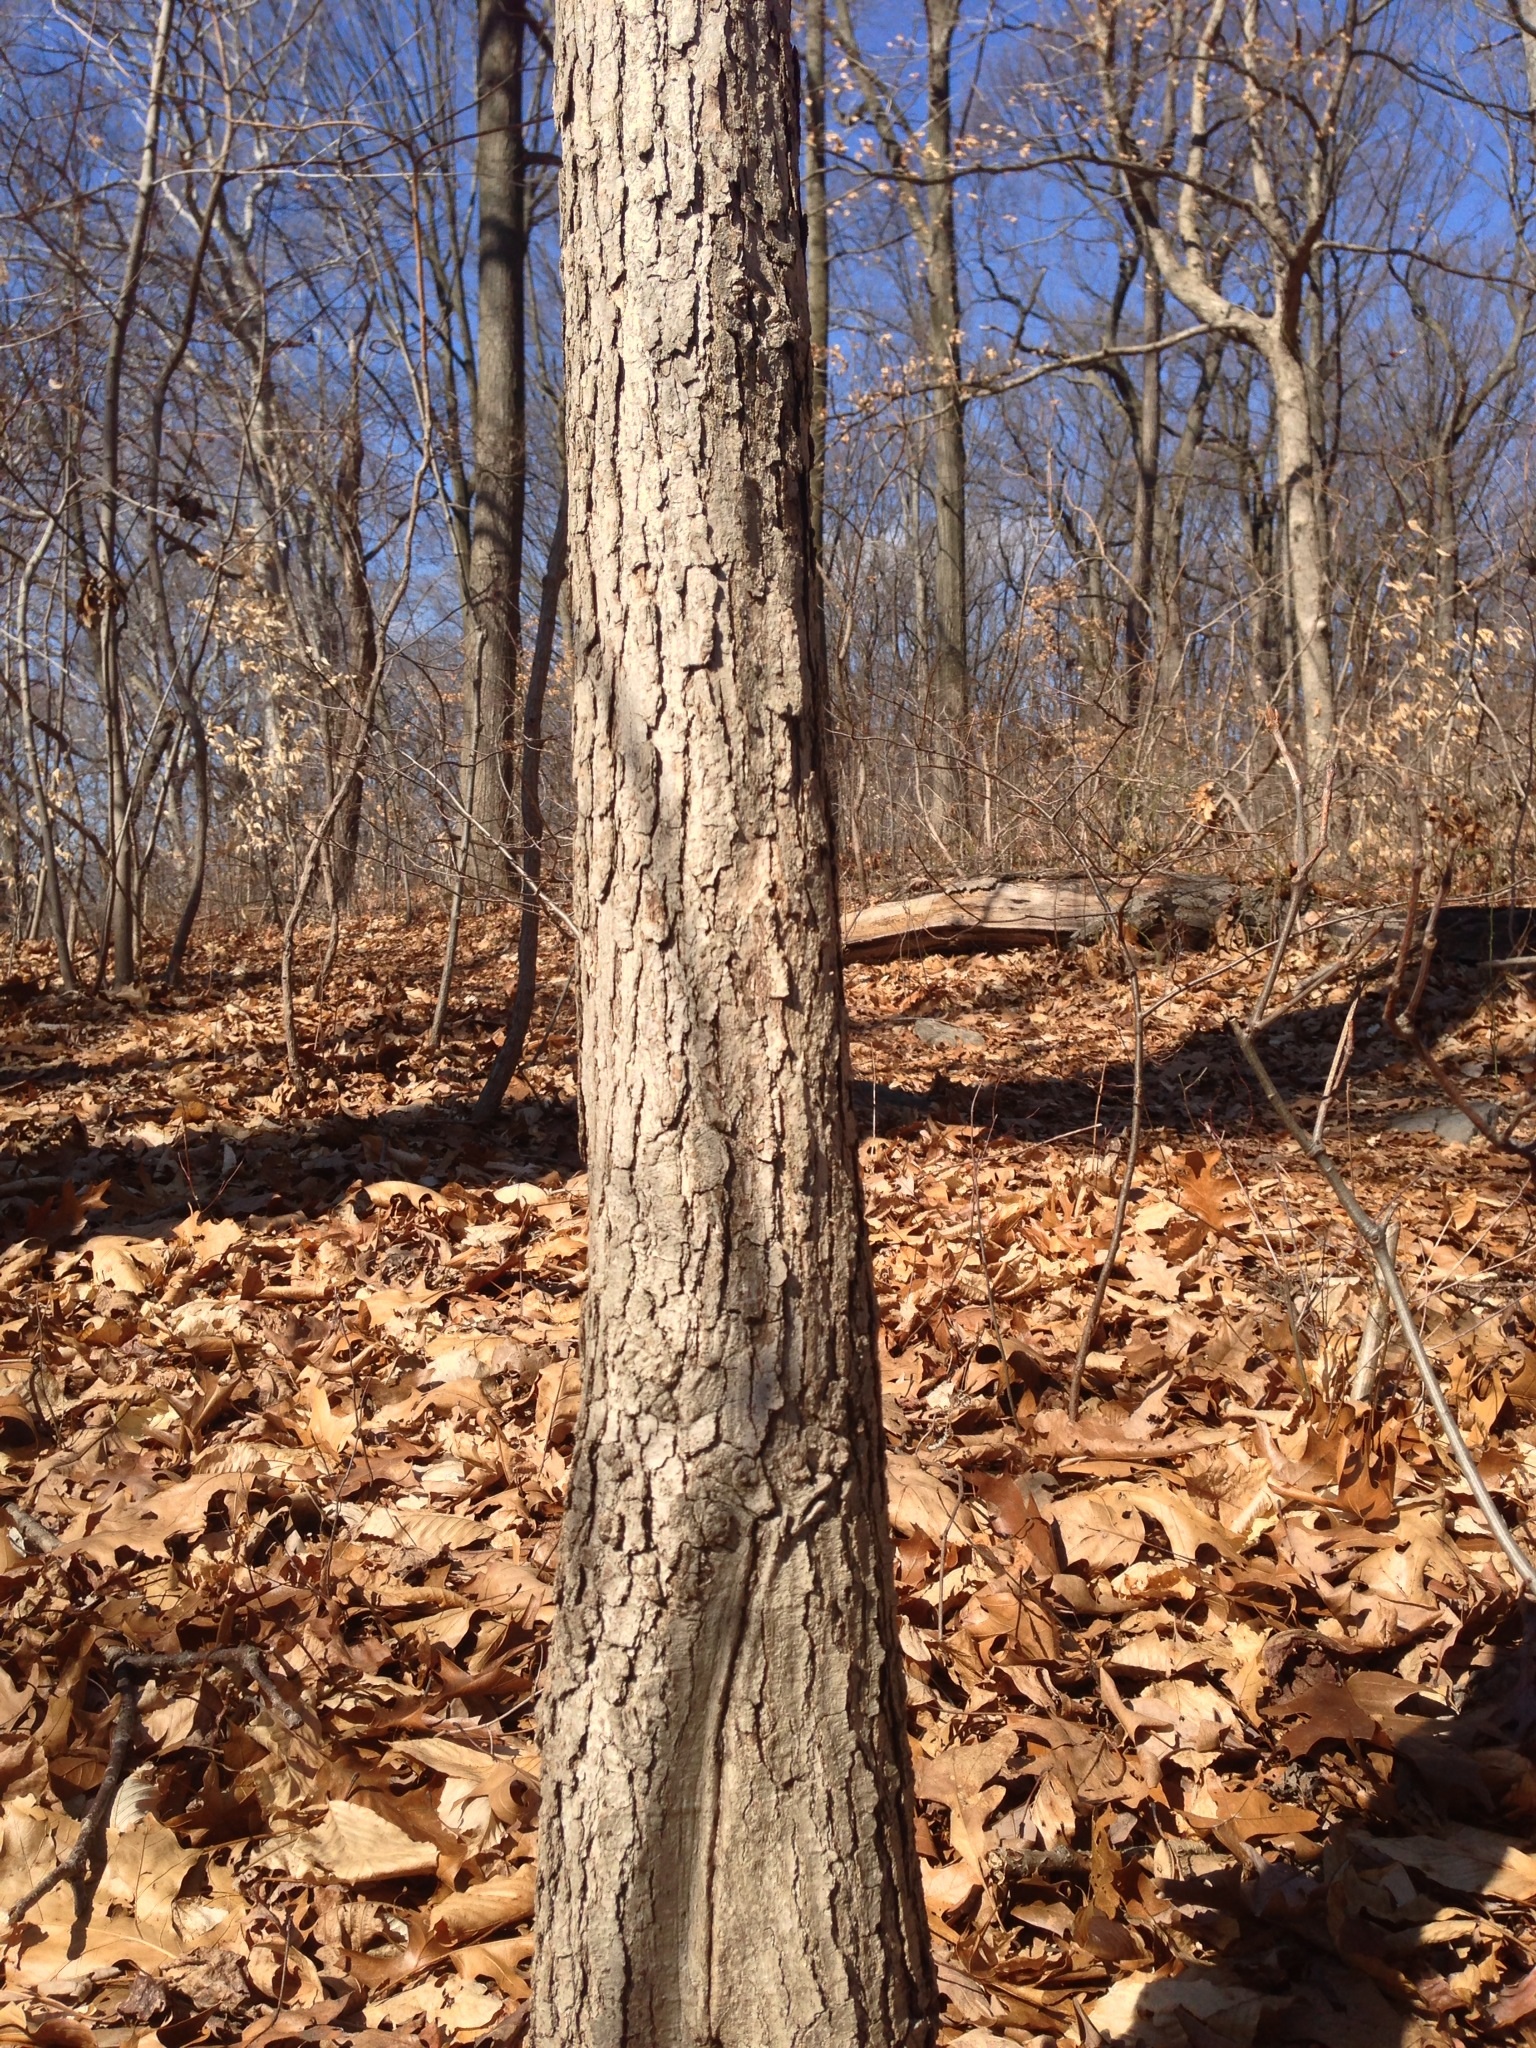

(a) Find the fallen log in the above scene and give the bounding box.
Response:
[841,872,1242,964]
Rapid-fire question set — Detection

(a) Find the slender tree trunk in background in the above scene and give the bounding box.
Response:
[1272,348,1334,774]
[534,0,936,2038]
[331,365,378,909]
[1429,438,1459,650]
[98,618,137,987]
[16,516,77,992]
[1123,269,1160,726]
[92,0,177,988]
[1514,3,1536,138]
[143,157,227,991]
[474,491,566,1121]
[162,723,209,990]
[924,0,967,836]
[1154,332,1221,699]
[909,438,929,668]
[462,0,527,896]
[805,0,829,566]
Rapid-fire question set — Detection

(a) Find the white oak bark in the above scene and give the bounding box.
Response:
[534,2,936,2043]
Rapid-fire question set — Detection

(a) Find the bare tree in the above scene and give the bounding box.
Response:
[833,0,969,835]
[1084,0,1394,811]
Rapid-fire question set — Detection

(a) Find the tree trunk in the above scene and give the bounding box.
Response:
[15,518,77,992]
[924,0,967,836]
[535,2,936,2042]
[1429,437,1459,650]
[1271,346,1334,775]
[462,0,527,896]
[1123,269,1161,727]
[161,719,209,990]
[1154,331,1222,702]
[842,871,1241,962]
[91,0,177,988]
[98,609,137,988]
[331,363,378,909]
[475,492,567,1121]
[805,0,829,567]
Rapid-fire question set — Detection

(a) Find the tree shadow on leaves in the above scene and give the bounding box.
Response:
[853,963,1514,1149]
[1028,1595,1536,2048]
[0,1092,583,1245]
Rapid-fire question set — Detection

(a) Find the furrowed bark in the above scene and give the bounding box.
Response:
[534,2,936,2042]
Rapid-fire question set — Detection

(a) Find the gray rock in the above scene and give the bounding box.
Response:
[909,1017,987,1050]
[1388,1102,1495,1144]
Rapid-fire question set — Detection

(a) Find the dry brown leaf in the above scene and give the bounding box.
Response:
[1099,1480,1244,1564]
[358,1283,450,1338]
[1364,1825,1536,1903]
[173,1214,244,1265]
[68,1472,254,1564]
[464,1555,556,1622]
[425,1869,537,1943]
[86,1234,164,1296]
[354,1503,490,1551]
[1130,1678,1245,1760]
[366,1179,449,1209]
[955,1576,1060,1663]
[920,1860,980,1921]
[1085,1969,1280,2046]
[9,1818,202,1988]
[913,1727,1017,1811]
[452,1933,535,1996]
[252,1799,438,1883]
[1491,1962,1536,2029]
[886,1452,975,1544]
[1051,1489,1145,1571]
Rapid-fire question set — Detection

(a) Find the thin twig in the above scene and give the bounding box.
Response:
[1068,970,1145,1422]
[1381,863,1424,1026]
[1247,744,1335,1031]
[1233,1023,1536,1596]
[1,1664,144,1933]
[1401,869,1450,1035]
[1,1644,299,1935]
[1248,915,1389,1034]
[1312,991,1360,1145]
[1350,1220,1399,1406]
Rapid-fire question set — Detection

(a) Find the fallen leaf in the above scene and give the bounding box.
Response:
[921,1860,980,1921]
[887,1452,976,1544]
[1099,1481,1243,1563]
[425,1870,536,1943]
[1364,1825,1536,1904]
[1085,1969,1280,2046]
[253,1799,438,1883]
[68,1472,254,1564]
[1052,1489,1145,1571]
[1492,1962,1536,2029]
[354,1504,490,1551]
[86,1234,164,1296]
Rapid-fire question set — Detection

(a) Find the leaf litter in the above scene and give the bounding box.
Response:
[2,912,1536,2045]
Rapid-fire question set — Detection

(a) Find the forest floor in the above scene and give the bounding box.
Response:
[2,910,1536,2046]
